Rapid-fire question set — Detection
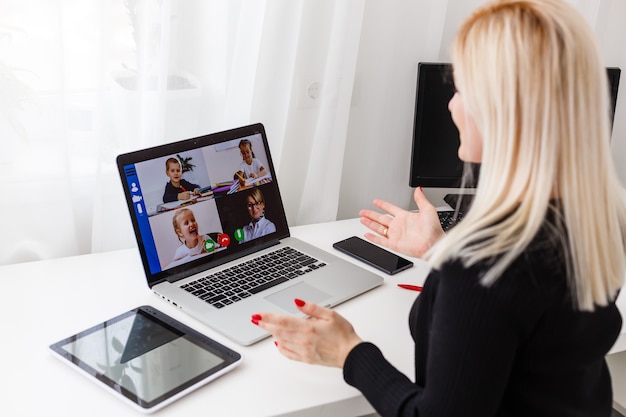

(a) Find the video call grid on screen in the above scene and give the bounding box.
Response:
[122,133,283,276]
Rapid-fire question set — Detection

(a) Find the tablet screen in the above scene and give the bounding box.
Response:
[50,305,242,413]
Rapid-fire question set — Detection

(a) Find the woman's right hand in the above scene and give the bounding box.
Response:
[359,187,444,258]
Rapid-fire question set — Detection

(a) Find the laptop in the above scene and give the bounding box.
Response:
[116,123,383,345]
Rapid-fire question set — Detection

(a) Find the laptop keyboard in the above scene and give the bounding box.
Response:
[180,247,327,309]
[438,210,465,231]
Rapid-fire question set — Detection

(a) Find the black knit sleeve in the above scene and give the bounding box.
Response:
[343,342,418,416]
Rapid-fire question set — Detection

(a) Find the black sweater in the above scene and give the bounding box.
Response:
[344,230,621,417]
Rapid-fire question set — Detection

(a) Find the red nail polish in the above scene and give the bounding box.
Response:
[294,298,305,307]
[251,314,262,325]
[274,341,279,347]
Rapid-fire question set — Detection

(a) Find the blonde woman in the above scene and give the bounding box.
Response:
[252,0,626,415]
[241,188,276,242]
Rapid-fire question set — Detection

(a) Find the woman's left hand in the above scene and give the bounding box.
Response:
[252,299,363,368]
[359,187,444,258]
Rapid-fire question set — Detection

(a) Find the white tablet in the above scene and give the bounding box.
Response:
[50,305,243,413]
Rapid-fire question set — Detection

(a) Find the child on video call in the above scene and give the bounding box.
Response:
[234,139,268,186]
[163,157,200,203]
[171,208,210,261]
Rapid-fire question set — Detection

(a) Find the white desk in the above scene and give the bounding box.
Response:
[5,217,626,416]
[4,218,431,416]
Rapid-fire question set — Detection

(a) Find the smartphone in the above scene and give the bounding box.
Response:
[333,236,414,275]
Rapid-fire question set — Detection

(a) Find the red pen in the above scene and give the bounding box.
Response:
[180,185,187,192]
[397,284,422,292]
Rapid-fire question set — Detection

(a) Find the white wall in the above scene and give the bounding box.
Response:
[338,0,626,218]
[601,0,626,188]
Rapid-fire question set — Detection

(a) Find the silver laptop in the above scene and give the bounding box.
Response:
[117,123,383,345]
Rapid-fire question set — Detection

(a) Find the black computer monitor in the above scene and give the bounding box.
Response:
[409,62,621,188]
[609,67,621,119]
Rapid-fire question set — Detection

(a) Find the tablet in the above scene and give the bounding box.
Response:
[50,305,243,413]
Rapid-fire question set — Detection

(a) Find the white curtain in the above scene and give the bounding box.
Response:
[1,0,624,265]
[0,0,367,264]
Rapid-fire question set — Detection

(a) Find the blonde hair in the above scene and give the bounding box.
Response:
[248,187,265,205]
[427,0,626,310]
[172,208,194,243]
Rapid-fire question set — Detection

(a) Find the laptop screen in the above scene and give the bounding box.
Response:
[117,124,290,286]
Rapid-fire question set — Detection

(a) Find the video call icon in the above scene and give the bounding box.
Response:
[203,239,215,252]
[218,233,231,247]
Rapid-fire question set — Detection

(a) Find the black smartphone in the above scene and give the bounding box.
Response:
[333,236,414,275]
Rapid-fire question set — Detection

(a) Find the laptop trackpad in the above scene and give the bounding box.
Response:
[265,283,331,314]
